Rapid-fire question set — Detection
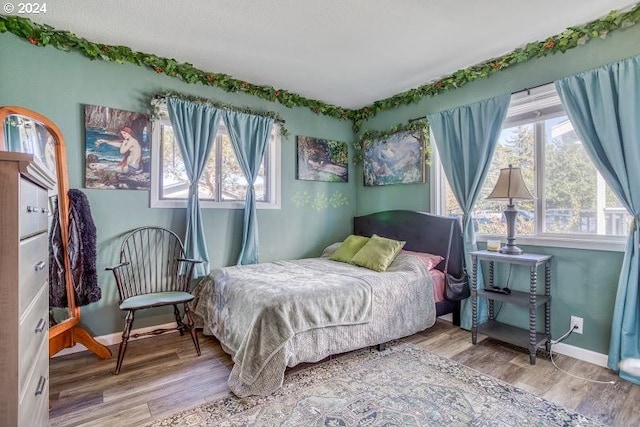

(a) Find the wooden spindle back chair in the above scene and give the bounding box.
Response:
[107,226,202,374]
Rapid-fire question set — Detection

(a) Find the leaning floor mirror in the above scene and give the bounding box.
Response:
[0,105,111,359]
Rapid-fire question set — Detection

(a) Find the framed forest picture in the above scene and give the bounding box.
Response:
[296,136,348,182]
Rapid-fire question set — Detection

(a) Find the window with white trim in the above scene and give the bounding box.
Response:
[150,114,280,209]
[432,84,630,248]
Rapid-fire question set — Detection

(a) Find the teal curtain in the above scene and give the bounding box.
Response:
[428,94,511,329]
[167,98,223,278]
[555,55,640,385]
[223,111,274,265]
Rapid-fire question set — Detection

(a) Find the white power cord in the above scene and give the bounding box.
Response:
[549,325,616,385]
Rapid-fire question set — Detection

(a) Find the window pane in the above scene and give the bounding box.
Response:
[474,124,535,235]
[443,116,630,237]
[197,146,217,200]
[443,125,535,235]
[159,125,216,200]
[160,124,189,199]
[437,85,631,239]
[152,110,278,208]
[444,181,462,219]
[219,133,266,202]
[544,116,629,235]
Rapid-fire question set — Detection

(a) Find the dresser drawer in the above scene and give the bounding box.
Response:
[19,284,48,392]
[23,392,49,427]
[19,233,49,314]
[20,178,49,239]
[18,337,48,427]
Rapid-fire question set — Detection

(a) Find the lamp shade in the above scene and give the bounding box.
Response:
[486,165,534,201]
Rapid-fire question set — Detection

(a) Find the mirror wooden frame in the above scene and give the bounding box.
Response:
[0,105,111,359]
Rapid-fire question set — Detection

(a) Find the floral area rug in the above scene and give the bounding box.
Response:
[148,342,602,426]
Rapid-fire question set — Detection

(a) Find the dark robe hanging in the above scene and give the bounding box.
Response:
[49,189,101,308]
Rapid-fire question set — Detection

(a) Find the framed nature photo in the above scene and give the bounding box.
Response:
[363,128,425,186]
[296,136,348,182]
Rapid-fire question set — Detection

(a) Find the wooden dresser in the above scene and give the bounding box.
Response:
[0,152,54,427]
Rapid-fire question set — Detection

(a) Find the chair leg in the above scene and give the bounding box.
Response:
[174,304,185,336]
[183,302,201,356]
[115,310,135,375]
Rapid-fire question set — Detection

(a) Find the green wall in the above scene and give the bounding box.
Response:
[0,34,356,336]
[358,25,640,355]
[2,23,639,355]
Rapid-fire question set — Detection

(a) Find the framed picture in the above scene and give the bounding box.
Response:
[296,136,348,182]
[84,105,151,190]
[363,129,425,186]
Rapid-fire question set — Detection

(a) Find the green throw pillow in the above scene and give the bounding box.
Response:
[350,234,406,272]
[329,235,370,263]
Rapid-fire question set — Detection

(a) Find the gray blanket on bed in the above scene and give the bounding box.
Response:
[195,258,373,385]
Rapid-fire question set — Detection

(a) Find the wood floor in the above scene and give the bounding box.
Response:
[49,319,640,426]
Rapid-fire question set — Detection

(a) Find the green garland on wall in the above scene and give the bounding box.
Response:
[0,15,351,122]
[151,91,289,137]
[1,4,639,130]
[353,120,430,165]
[349,4,640,132]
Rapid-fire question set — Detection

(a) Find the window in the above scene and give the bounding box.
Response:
[151,114,280,209]
[432,84,630,249]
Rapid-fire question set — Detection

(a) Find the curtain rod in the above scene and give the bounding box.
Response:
[512,81,553,96]
[406,81,553,123]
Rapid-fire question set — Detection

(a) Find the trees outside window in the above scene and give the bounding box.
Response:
[151,118,279,209]
[440,84,629,239]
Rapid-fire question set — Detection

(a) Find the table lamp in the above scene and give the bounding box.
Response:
[486,164,534,255]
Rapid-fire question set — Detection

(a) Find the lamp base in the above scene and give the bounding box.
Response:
[499,244,524,255]
[500,203,524,255]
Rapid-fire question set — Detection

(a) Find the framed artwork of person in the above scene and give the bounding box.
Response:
[84,104,151,190]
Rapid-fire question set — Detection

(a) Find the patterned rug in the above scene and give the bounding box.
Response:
[148,342,602,426]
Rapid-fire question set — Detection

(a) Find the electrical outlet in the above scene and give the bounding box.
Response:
[571,316,583,334]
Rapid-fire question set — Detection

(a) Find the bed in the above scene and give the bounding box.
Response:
[192,210,465,396]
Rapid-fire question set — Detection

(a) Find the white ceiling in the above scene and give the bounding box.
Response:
[26,0,638,109]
